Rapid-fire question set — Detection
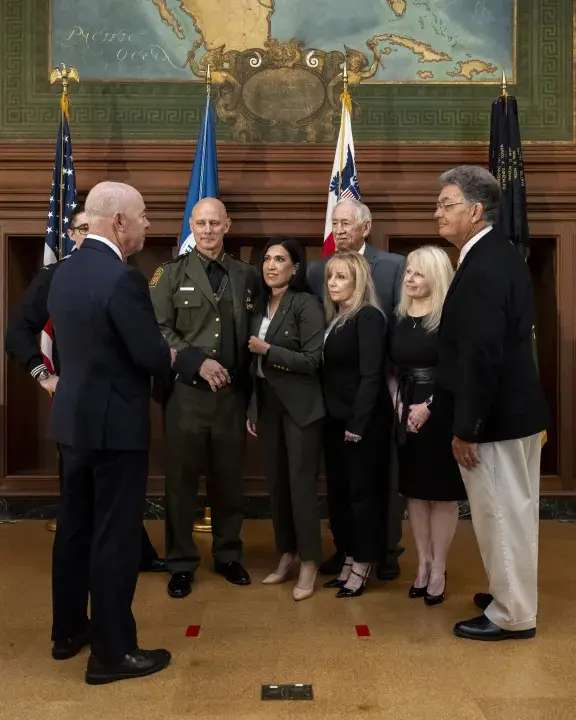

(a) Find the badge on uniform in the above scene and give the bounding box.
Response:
[246,287,254,311]
[149,267,163,288]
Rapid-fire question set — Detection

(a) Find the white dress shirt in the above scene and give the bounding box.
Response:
[88,233,123,261]
[256,311,273,378]
[458,225,493,266]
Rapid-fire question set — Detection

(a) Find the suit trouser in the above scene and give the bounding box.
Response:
[52,445,148,663]
[164,381,246,574]
[57,446,159,568]
[323,413,389,562]
[460,434,541,631]
[258,381,322,563]
[378,431,405,561]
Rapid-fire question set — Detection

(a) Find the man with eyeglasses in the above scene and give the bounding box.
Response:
[5,204,166,575]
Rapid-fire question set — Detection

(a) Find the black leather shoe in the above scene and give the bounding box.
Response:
[424,571,446,606]
[319,553,345,576]
[408,585,428,599]
[85,648,171,685]
[323,577,345,589]
[214,561,251,585]
[376,557,400,581]
[167,571,193,598]
[52,628,90,660]
[140,557,168,573]
[474,592,493,611]
[454,615,536,642]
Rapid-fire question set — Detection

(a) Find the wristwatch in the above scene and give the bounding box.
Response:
[37,369,51,383]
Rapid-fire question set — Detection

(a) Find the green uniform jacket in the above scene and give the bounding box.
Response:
[149,250,259,399]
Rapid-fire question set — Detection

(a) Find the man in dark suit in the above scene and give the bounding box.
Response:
[150,198,259,599]
[308,198,405,581]
[48,181,174,684]
[4,204,166,574]
[434,165,548,641]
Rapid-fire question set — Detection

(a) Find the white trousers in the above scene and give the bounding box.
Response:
[460,434,541,631]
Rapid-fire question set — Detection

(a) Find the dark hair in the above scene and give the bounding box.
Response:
[69,204,86,228]
[258,236,311,300]
[439,166,501,225]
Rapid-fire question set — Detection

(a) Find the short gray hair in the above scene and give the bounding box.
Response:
[333,198,372,226]
[439,165,501,225]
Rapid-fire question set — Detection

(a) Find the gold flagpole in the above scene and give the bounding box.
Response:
[45,64,79,534]
[193,65,213,535]
[337,61,349,200]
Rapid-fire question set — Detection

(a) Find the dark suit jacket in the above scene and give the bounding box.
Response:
[47,237,171,451]
[435,229,548,444]
[308,243,405,318]
[250,290,325,428]
[322,305,389,437]
[5,259,64,375]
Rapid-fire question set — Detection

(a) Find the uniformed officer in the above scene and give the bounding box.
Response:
[150,197,259,599]
[4,204,165,573]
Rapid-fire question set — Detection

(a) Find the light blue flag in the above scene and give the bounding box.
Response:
[178,93,219,254]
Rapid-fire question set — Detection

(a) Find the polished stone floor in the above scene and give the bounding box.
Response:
[0,519,574,719]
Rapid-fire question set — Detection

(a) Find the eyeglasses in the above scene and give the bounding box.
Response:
[71,223,89,235]
[435,201,466,211]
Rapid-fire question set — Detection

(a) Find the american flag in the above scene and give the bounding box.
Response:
[323,88,360,257]
[41,96,77,373]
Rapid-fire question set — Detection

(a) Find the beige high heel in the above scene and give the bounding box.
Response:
[262,554,295,585]
[293,561,318,601]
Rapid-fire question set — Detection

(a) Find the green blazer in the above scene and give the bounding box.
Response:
[250,290,325,428]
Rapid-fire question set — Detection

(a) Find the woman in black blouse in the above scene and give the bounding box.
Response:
[322,252,391,598]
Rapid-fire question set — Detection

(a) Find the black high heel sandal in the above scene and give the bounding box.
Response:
[424,571,447,606]
[323,560,352,589]
[335,566,371,598]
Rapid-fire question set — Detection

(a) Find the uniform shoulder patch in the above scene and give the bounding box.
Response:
[149,267,164,288]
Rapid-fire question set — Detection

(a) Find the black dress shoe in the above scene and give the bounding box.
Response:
[454,615,536,642]
[424,572,446,606]
[214,561,251,585]
[319,553,345,576]
[167,571,193,598]
[323,577,345,589]
[52,628,90,660]
[335,566,371,598]
[474,592,494,611]
[408,585,428,599]
[376,557,400,581]
[85,648,171,685]
[140,557,168,573]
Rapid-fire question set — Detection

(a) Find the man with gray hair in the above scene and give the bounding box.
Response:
[48,181,174,683]
[434,165,547,641]
[308,197,406,581]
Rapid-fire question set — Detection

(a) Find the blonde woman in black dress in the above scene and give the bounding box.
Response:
[388,246,466,605]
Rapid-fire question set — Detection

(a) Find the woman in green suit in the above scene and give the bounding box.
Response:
[247,237,325,601]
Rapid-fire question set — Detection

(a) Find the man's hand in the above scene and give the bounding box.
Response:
[170,348,177,367]
[39,374,59,395]
[246,419,258,438]
[199,359,231,392]
[344,430,361,443]
[452,437,480,471]
[248,336,270,356]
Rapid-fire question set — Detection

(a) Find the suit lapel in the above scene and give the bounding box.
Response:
[184,252,218,310]
[265,290,295,342]
[362,243,378,270]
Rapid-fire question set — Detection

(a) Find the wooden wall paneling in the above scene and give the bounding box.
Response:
[0,143,574,496]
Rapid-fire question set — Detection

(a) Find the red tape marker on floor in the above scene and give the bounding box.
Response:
[355,625,370,637]
[186,625,200,637]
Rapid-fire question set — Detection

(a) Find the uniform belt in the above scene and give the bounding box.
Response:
[178,368,237,392]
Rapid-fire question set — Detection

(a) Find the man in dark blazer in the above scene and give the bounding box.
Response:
[4,204,166,574]
[48,181,173,684]
[434,165,548,642]
[308,198,406,581]
[150,198,259,599]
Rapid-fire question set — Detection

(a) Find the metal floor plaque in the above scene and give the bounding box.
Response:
[261,684,313,701]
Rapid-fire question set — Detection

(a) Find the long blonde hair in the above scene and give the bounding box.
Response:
[324,252,382,331]
[395,245,454,332]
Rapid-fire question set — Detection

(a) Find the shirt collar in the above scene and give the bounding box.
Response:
[358,243,366,256]
[87,234,123,261]
[195,248,226,268]
[458,225,493,266]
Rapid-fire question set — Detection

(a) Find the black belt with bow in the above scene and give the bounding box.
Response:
[394,367,436,446]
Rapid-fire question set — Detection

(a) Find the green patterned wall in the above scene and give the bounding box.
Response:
[0,0,573,142]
